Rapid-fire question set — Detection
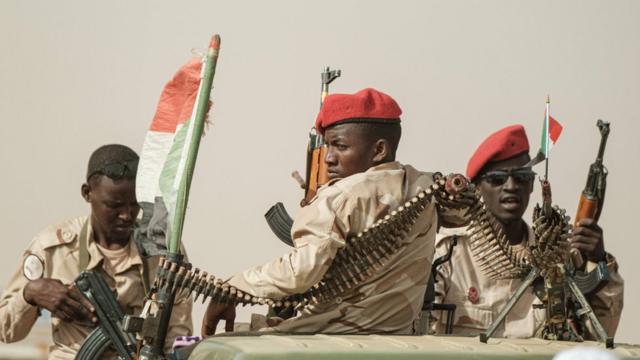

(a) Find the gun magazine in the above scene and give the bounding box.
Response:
[265,202,294,246]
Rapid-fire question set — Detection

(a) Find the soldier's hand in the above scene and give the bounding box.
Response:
[24,278,97,323]
[568,218,606,262]
[201,301,236,337]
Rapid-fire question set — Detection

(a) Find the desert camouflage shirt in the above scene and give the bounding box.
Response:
[0,216,193,359]
[228,161,438,334]
[432,225,624,338]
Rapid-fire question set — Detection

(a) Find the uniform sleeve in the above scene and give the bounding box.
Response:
[227,192,349,298]
[0,250,42,343]
[585,253,624,338]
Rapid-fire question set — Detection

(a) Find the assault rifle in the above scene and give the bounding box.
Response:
[570,120,611,297]
[575,119,609,225]
[74,271,137,359]
[265,67,341,246]
[74,255,187,359]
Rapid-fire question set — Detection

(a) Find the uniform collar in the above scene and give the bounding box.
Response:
[84,219,143,273]
[366,161,402,172]
[323,161,404,187]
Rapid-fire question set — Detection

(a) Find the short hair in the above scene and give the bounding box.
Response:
[86,144,139,182]
[354,121,402,161]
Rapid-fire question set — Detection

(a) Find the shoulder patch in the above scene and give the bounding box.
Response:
[29,217,85,251]
[56,228,77,244]
[23,253,44,280]
[40,227,77,250]
[436,226,468,246]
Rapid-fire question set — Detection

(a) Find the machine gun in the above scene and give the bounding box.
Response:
[264,67,341,246]
[479,121,614,348]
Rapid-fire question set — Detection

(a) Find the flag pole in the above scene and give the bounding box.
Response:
[168,35,221,254]
[544,95,550,181]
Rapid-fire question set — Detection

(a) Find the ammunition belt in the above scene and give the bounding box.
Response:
[530,204,570,273]
[152,173,470,309]
[467,201,531,279]
[467,199,569,280]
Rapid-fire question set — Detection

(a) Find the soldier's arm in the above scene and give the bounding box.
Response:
[202,192,350,336]
[0,255,41,343]
[585,253,624,338]
[568,220,623,337]
[226,193,349,299]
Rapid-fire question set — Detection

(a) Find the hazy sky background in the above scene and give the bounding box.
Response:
[1,0,638,347]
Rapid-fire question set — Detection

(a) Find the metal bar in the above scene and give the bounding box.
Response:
[565,274,614,348]
[480,267,540,343]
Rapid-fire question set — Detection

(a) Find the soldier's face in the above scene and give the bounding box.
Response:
[82,176,140,244]
[324,124,377,180]
[476,153,534,225]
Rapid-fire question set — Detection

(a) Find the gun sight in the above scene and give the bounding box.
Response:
[597,119,610,134]
[322,67,341,85]
[595,119,610,164]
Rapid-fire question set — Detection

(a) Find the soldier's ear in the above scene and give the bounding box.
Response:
[372,139,389,163]
[81,183,91,203]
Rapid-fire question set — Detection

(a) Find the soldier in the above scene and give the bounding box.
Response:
[0,144,193,359]
[432,125,623,338]
[202,88,448,335]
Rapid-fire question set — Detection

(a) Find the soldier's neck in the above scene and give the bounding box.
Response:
[91,221,130,250]
[501,219,527,246]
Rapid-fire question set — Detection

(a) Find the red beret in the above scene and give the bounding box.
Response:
[315,88,402,134]
[466,124,530,180]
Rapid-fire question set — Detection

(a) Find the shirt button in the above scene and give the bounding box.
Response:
[62,231,73,241]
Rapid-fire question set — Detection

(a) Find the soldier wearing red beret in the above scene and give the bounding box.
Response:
[431,125,624,339]
[202,88,449,335]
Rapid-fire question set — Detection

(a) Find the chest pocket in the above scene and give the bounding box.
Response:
[447,289,494,331]
[453,304,493,331]
[111,267,145,315]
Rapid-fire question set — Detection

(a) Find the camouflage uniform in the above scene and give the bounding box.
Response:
[228,161,438,334]
[432,225,624,338]
[0,216,193,359]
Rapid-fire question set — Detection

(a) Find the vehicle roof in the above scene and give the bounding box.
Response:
[188,334,640,360]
